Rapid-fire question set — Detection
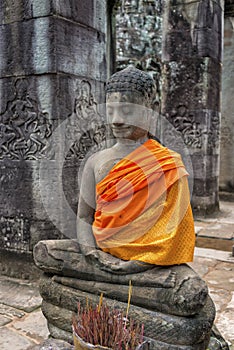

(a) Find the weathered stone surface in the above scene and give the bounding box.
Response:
[161,0,223,215]
[0,18,55,76]
[209,287,232,313]
[191,256,224,270]
[55,19,106,81]
[34,239,212,315]
[0,0,52,24]
[0,0,106,33]
[34,240,174,288]
[197,222,234,239]
[39,275,214,348]
[27,338,74,350]
[48,324,73,344]
[114,1,163,116]
[0,73,106,254]
[12,310,49,342]
[0,303,25,319]
[0,17,106,80]
[115,0,163,67]
[194,247,234,263]
[52,0,106,33]
[0,327,36,350]
[0,249,41,280]
[0,315,11,326]
[0,0,107,264]
[215,291,234,343]
[47,320,209,350]
[52,273,208,317]
[196,237,233,253]
[189,258,212,277]
[0,276,42,312]
[205,263,234,291]
[162,58,222,115]
[191,154,220,179]
[220,16,234,192]
[209,325,231,350]
[163,0,223,62]
[41,302,73,333]
[0,304,25,319]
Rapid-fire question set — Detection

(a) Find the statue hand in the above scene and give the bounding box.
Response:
[106,259,154,275]
[85,249,121,273]
[85,249,153,275]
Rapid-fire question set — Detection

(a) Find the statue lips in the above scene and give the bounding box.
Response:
[111,125,132,135]
[111,126,131,131]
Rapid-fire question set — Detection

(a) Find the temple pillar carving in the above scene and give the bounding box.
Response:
[161,0,224,215]
[0,0,107,278]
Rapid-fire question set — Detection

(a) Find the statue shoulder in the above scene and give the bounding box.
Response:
[87,147,113,163]
[82,148,114,174]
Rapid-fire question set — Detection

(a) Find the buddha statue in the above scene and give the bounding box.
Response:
[34,66,220,349]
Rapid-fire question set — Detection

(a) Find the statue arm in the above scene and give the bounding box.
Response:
[77,156,97,255]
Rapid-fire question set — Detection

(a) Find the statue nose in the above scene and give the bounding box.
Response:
[111,113,124,125]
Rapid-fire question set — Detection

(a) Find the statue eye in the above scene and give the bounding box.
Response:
[107,107,113,115]
[122,106,131,114]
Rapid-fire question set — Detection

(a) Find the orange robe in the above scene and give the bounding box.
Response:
[93,139,195,265]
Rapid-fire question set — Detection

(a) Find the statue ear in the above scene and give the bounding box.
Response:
[144,109,153,130]
[148,110,157,136]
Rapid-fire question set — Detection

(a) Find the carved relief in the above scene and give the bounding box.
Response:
[167,106,221,150]
[221,120,234,147]
[168,106,203,149]
[66,80,106,161]
[0,79,52,160]
[0,167,20,187]
[114,1,163,115]
[208,112,220,149]
[0,216,29,251]
[115,0,162,68]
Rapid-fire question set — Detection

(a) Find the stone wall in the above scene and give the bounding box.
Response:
[220,10,234,193]
[0,0,107,277]
[161,0,223,215]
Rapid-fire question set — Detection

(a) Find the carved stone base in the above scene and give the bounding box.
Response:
[39,274,214,350]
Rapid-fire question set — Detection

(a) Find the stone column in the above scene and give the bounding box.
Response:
[0,0,107,277]
[220,3,234,195]
[161,0,223,215]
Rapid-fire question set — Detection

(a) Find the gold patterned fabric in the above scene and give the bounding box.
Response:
[101,177,195,265]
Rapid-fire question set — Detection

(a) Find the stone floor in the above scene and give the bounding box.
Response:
[195,201,234,253]
[0,201,233,350]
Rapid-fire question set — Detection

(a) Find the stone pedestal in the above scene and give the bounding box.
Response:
[161,0,223,215]
[39,274,214,350]
[0,0,107,276]
[33,239,218,350]
[220,13,234,193]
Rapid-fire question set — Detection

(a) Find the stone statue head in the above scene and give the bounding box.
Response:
[106,66,156,141]
[106,66,155,108]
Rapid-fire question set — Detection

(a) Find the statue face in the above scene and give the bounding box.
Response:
[106,92,150,141]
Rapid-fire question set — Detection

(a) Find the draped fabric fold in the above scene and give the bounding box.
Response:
[93,139,195,265]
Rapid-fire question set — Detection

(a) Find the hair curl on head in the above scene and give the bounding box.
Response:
[106,66,156,106]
